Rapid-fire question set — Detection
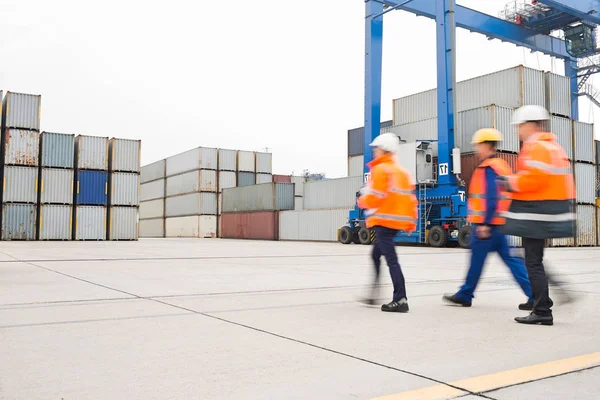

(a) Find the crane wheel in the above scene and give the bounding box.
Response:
[339,226,354,245]
[358,227,373,245]
[428,226,448,247]
[458,226,472,249]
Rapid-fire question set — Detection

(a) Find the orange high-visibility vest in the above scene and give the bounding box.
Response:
[467,156,513,225]
[357,153,418,232]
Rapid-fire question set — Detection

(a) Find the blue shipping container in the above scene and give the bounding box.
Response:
[76,170,108,205]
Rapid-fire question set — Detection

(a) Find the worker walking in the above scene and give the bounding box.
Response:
[499,105,576,326]
[358,133,418,313]
[443,129,533,308]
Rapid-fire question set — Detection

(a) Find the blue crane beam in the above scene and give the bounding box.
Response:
[538,0,600,25]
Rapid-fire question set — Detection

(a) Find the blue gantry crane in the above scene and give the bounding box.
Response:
[339,0,600,247]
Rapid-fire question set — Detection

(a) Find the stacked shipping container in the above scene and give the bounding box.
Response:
[140,159,166,238]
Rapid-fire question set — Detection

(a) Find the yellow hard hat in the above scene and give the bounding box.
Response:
[471,128,503,144]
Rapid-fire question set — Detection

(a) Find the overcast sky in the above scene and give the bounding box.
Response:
[1,0,598,177]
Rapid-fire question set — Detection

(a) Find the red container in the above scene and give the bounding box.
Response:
[220,211,279,240]
[273,175,292,183]
[460,152,518,192]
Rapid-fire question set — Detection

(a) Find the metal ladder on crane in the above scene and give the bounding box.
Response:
[579,83,600,108]
[417,183,428,244]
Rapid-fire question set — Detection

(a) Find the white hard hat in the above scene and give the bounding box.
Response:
[369,133,400,152]
[511,105,550,125]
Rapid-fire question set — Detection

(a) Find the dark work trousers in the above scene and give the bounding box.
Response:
[372,226,407,302]
[523,237,553,316]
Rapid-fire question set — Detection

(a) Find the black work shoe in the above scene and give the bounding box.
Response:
[515,312,553,326]
[442,294,472,307]
[381,299,409,313]
[519,300,534,311]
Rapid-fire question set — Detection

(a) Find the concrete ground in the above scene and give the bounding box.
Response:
[0,239,598,400]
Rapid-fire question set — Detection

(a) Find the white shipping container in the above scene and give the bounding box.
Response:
[574,121,594,163]
[303,177,362,210]
[455,105,518,154]
[110,138,141,173]
[279,209,352,241]
[545,72,571,118]
[576,205,596,246]
[166,192,217,217]
[2,166,38,203]
[506,235,522,248]
[140,179,165,202]
[218,171,236,192]
[111,173,140,206]
[575,163,596,204]
[139,218,164,238]
[140,199,164,220]
[76,136,109,170]
[550,237,575,247]
[75,206,106,240]
[4,129,39,166]
[256,152,273,174]
[166,169,217,196]
[550,116,573,159]
[348,155,364,177]
[218,149,237,171]
[291,176,306,196]
[218,193,222,215]
[3,92,41,130]
[40,168,74,204]
[294,197,303,211]
[256,173,273,184]
[238,151,255,172]
[39,205,72,240]
[141,159,165,183]
[109,207,139,240]
[166,147,218,177]
[166,215,217,238]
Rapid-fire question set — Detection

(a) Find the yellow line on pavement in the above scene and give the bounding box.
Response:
[372,352,600,400]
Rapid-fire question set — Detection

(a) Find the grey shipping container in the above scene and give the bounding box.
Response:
[279,209,352,242]
[140,179,165,201]
[110,173,140,206]
[139,218,165,238]
[109,207,139,240]
[166,169,217,196]
[218,171,237,192]
[2,203,37,240]
[2,92,41,130]
[2,166,38,203]
[110,138,141,173]
[40,132,75,168]
[218,149,237,171]
[141,159,165,183]
[40,168,74,204]
[76,135,109,170]
[575,162,596,204]
[545,72,571,118]
[255,152,273,174]
[75,206,106,240]
[140,199,164,220]
[166,147,218,177]
[549,116,573,159]
[291,176,306,196]
[222,183,294,213]
[238,151,255,172]
[348,155,364,177]
[256,173,273,184]
[303,177,363,210]
[576,204,596,246]
[574,121,595,163]
[348,121,393,157]
[3,129,39,166]
[39,205,72,240]
[238,172,256,187]
[166,192,217,217]
[455,105,518,154]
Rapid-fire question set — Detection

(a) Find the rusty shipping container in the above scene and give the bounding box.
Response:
[273,175,292,183]
[220,211,279,240]
[460,153,518,193]
[3,129,39,166]
[2,203,37,240]
[2,92,41,130]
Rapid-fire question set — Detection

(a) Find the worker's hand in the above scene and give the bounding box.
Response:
[476,225,491,239]
[496,176,508,191]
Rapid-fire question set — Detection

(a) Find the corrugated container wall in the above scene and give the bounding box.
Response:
[2,92,41,130]
[3,129,39,166]
[455,105,518,154]
[140,199,164,220]
[238,172,256,187]
[166,170,217,197]
[576,205,596,246]
[550,116,573,159]
[303,177,362,210]
[348,155,364,177]
[256,173,272,184]
[141,160,165,183]
[461,153,518,192]
[273,175,292,183]
[39,205,72,240]
[41,132,74,168]
[545,72,571,118]
[76,136,109,170]
[110,139,141,173]
[218,149,237,171]
[575,163,596,204]
[2,166,38,203]
[291,176,305,196]
[220,212,278,240]
[255,152,272,174]
[221,183,294,213]
[348,121,393,157]
[238,151,255,172]
[166,192,217,217]
[75,206,106,240]
[166,147,218,177]
[76,170,108,206]
[218,171,236,192]
[596,140,600,165]
[279,209,352,242]
[294,197,303,211]
[109,207,139,240]
[111,173,140,206]
[40,169,74,204]
[2,204,36,240]
[574,121,595,163]
[140,179,164,201]
[165,216,217,238]
[140,218,164,238]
